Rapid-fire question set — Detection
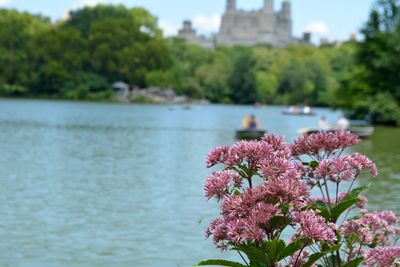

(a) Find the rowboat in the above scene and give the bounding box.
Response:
[235,129,267,140]
[282,110,316,116]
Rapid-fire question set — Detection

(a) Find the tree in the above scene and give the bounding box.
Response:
[338,0,400,124]
[0,10,50,95]
[228,47,258,104]
[31,27,89,95]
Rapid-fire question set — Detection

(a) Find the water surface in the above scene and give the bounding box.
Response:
[0,100,398,267]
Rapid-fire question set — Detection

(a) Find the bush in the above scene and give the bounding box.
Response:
[61,72,111,100]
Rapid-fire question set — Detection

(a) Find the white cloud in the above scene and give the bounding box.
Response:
[303,21,330,36]
[159,20,178,37]
[0,0,12,5]
[193,14,221,35]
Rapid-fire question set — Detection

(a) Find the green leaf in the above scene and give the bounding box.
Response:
[268,216,288,230]
[281,204,291,214]
[235,244,269,267]
[262,240,286,263]
[233,189,241,196]
[278,238,305,260]
[195,259,248,267]
[331,198,361,221]
[321,243,341,254]
[313,200,330,220]
[309,161,319,169]
[302,252,325,267]
[342,257,364,267]
[343,185,371,201]
[326,254,340,267]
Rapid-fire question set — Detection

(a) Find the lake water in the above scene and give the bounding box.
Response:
[0,99,399,267]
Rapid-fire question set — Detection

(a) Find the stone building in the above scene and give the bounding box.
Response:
[177,20,214,48]
[217,0,294,47]
[177,0,309,48]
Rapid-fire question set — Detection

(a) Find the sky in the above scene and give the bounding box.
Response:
[0,0,377,43]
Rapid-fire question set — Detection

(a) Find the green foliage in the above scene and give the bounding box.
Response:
[228,47,258,104]
[337,0,400,125]
[0,5,168,99]
[0,9,51,93]
[1,0,399,121]
[61,72,111,100]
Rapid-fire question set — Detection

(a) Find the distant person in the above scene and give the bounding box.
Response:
[247,115,259,129]
[303,106,311,114]
[336,115,350,130]
[318,116,330,131]
[242,115,250,129]
[243,115,259,129]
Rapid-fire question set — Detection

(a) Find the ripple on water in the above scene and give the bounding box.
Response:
[0,100,398,267]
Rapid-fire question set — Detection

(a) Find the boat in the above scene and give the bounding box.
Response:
[235,129,267,140]
[298,127,375,139]
[282,106,316,116]
[282,110,316,116]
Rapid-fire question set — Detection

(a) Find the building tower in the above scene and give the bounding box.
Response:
[226,0,236,12]
[281,0,291,18]
[263,0,273,13]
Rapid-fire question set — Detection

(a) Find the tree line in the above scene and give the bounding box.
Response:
[0,0,399,125]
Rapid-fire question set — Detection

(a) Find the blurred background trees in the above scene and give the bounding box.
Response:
[0,0,399,125]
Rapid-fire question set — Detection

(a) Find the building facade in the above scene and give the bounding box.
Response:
[177,0,307,48]
[217,0,293,47]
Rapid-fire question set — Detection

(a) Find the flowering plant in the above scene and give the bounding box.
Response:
[197,132,400,267]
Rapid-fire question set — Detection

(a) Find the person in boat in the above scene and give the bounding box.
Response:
[288,106,300,114]
[318,116,330,131]
[248,115,259,129]
[303,106,312,114]
[336,115,350,130]
[242,114,259,129]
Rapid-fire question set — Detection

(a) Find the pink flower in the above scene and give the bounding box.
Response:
[341,210,399,246]
[259,157,295,180]
[291,131,359,157]
[313,153,378,183]
[262,134,292,159]
[226,140,273,169]
[350,153,378,176]
[206,145,230,167]
[292,211,337,243]
[206,218,229,249]
[204,171,242,200]
[207,187,282,247]
[261,171,310,210]
[363,247,400,267]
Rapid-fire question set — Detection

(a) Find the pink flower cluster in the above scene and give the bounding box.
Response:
[292,210,337,243]
[260,170,310,210]
[341,210,399,245]
[204,171,242,200]
[206,134,290,170]
[363,247,400,267]
[291,131,359,157]
[314,153,378,182]
[206,188,282,248]
[202,132,399,266]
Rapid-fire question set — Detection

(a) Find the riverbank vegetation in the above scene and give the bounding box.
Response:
[0,0,399,125]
